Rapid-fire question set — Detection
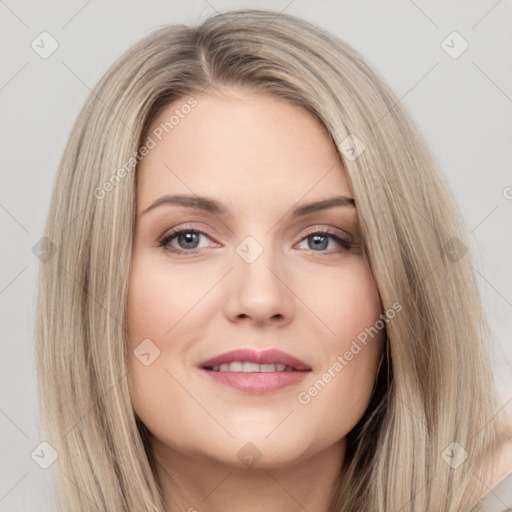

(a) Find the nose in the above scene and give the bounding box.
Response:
[223,246,295,328]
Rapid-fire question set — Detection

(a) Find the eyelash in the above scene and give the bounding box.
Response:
[157,225,353,256]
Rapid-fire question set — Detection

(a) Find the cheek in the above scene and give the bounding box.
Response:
[125,255,182,423]
[312,257,382,346]
[125,252,226,432]
[294,259,384,430]
[126,252,211,346]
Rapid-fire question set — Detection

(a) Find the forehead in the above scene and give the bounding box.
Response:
[136,89,352,213]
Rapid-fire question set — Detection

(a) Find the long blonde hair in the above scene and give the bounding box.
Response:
[35,9,511,511]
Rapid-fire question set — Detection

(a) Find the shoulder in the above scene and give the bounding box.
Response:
[491,436,512,486]
[474,435,512,511]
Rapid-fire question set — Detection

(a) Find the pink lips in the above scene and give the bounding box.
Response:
[199,348,311,371]
[199,348,312,393]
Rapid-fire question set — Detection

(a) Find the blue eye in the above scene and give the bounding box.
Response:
[298,231,352,252]
[158,229,212,254]
[158,227,353,255]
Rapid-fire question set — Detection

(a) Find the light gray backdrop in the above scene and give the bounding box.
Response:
[1,1,511,510]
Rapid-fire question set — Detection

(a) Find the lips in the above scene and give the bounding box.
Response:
[199,348,312,371]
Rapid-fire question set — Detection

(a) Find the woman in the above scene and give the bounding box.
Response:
[35,8,512,512]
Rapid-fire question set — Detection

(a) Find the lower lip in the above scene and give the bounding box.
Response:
[201,369,310,393]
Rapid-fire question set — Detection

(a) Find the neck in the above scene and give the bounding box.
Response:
[150,436,346,512]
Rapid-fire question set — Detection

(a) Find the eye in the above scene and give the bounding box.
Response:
[158,226,216,255]
[158,226,353,256]
[296,229,353,254]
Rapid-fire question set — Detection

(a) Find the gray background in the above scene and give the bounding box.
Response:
[1,1,511,510]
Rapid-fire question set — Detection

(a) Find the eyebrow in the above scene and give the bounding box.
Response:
[140,194,355,217]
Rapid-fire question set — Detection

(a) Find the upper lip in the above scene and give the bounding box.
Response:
[199,348,312,371]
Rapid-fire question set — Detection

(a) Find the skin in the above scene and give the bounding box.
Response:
[126,88,385,512]
[473,430,512,507]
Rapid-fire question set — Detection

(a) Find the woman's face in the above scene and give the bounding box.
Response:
[127,88,385,469]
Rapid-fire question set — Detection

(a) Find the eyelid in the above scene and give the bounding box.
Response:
[158,223,352,243]
[157,223,219,247]
[294,225,355,253]
[299,224,353,242]
[158,222,355,255]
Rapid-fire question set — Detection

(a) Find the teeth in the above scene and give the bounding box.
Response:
[243,361,260,372]
[209,362,294,372]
